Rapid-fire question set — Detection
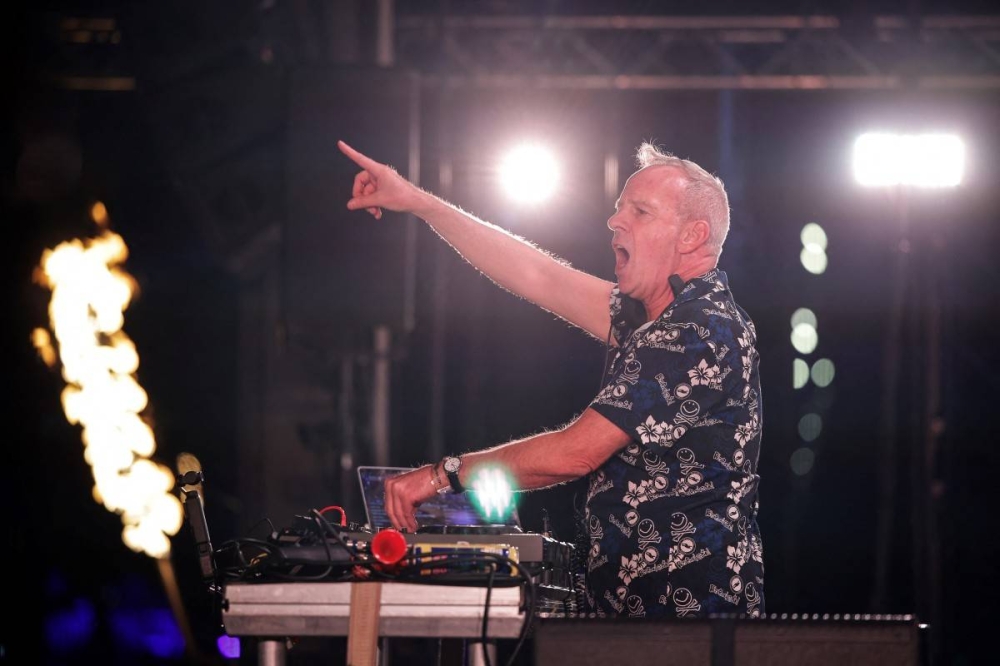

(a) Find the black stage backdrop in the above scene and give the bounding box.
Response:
[5,2,1000,665]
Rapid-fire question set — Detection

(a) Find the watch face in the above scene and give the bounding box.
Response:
[443,457,461,473]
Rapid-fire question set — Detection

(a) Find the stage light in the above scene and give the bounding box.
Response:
[800,223,827,251]
[797,413,823,442]
[799,222,829,275]
[469,466,515,522]
[853,133,964,188]
[791,322,818,355]
[793,358,810,389]
[217,635,240,660]
[800,246,828,275]
[792,309,819,383]
[790,447,816,476]
[790,307,817,330]
[499,143,560,205]
[811,358,835,387]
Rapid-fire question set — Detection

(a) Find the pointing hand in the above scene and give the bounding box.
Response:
[338,140,424,219]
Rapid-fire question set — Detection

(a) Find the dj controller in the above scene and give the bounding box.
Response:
[205,503,579,610]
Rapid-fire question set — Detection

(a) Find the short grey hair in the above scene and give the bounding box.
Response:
[635,142,731,256]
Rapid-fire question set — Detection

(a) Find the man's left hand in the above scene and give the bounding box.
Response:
[384,465,438,532]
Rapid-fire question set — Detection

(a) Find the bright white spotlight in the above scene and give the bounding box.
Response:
[790,307,817,330]
[800,222,828,274]
[800,245,828,275]
[853,133,964,188]
[499,143,560,205]
[791,322,818,354]
[800,223,827,251]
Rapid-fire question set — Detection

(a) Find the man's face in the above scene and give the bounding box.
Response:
[607,165,686,306]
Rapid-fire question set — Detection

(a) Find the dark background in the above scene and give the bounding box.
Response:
[4,1,999,665]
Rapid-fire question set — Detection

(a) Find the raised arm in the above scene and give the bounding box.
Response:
[338,140,614,341]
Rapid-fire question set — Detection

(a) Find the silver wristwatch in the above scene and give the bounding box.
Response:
[442,456,465,493]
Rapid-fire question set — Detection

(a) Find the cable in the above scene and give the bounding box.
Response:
[391,551,534,666]
[306,511,336,560]
[505,564,534,666]
[308,508,360,556]
[319,505,348,526]
[245,516,277,536]
[481,563,496,666]
[597,324,614,396]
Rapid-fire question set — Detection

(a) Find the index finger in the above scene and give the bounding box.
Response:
[338,140,381,172]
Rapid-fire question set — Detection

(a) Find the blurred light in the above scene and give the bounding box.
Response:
[853,133,964,188]
[791,323,818,354]
[793,358,810,389]
[811,358,836,387]
[790,447,816,476]
[807,387,837,412]
[469,466,514,522]
[499,143,560,204]
[800,223,827,251]
[800,245,828,274]
[45,598,97,653]
[35,229,182,559]
[797,413,823,442]
[108,606,184,659]
[218,635,241,659]
[90,201,109,226]
[790,307,817,330]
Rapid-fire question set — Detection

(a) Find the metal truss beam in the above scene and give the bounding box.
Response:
[396,14,1000,90]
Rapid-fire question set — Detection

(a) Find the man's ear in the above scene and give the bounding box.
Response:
[680,219,711,253]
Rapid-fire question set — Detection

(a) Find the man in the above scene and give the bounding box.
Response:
[338,139,764,618]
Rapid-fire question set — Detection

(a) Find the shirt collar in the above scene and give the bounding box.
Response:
[661,267,727,316]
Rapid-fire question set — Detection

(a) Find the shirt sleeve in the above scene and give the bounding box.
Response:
[590,317,735,447]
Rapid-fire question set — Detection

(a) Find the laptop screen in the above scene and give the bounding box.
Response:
[357,466,521,531]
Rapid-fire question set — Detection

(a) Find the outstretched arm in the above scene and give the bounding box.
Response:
[338,140,614,341]
[384,408,631,532]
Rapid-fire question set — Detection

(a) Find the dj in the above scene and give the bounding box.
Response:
[338,139,765,618]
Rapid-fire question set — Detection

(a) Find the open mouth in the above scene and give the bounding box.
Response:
[614,245,631,272]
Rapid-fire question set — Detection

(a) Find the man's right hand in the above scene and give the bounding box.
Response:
[338,140,425,220]
[339,140,613,342]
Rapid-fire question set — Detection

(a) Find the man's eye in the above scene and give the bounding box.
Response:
[636,208,647,215]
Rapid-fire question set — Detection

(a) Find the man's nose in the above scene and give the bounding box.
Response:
[608,210,625,230]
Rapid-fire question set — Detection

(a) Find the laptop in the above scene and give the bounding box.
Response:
[357,466,522,533]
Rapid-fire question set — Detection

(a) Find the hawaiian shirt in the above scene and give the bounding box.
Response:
[586,268,765,618]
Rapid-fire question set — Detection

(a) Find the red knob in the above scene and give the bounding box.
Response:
[371,529,408,565]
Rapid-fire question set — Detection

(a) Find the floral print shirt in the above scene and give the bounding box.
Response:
[586,268,765,618]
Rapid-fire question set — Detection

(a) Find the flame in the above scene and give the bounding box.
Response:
[36,227,182,559]
[31,327,57,367]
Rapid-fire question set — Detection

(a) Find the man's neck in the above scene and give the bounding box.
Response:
[642,258,718,323]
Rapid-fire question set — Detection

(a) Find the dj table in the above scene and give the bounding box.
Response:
[223,580,527,666]
[223,580,922,666]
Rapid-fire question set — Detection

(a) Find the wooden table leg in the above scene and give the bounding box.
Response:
[347,582,383,666]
